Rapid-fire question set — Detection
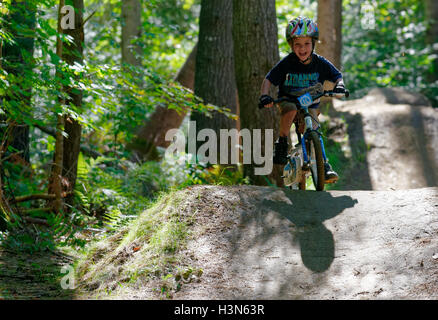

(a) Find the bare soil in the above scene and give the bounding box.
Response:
[331,87,438,191]
[171,185,438,300]
[0,248,75,299]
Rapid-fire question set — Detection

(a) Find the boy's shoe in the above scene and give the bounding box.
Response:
[273,137,289,165]
[324,162,339,183]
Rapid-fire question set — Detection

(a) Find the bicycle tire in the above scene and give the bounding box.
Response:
[306,131,325,191]
[298,173,306,190]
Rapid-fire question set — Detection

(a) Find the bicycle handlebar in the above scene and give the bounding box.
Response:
[258,90,349,109]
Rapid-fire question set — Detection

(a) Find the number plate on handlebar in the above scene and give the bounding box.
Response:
[297,93,313,107]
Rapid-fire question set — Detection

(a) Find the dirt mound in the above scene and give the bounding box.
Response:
[76,185,438,300]
[170,185,438,300]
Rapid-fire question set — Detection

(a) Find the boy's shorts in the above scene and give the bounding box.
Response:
[277,83,324,116]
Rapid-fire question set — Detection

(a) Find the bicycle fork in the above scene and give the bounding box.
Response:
[301,130,328,165]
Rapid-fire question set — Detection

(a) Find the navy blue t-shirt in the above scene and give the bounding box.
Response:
[266,52,342,100]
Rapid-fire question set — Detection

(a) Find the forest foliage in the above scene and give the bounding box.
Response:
[0,0,436,252]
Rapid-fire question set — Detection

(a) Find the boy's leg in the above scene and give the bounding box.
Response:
[280,110,297,137]
[310,107,339,183]
[274,102,297,165]
[309,108,320,130]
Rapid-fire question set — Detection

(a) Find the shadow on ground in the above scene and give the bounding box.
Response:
[407,106,437,187]
[261,190,358,272]
[326,109,373,190]
[229,188,358,279]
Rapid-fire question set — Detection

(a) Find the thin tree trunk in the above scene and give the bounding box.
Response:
[317,0,342,69]
[48,0,66,214]
[0,126,14,229]
[233,0,281,186]
[62,0,84,204]
[317,0,342,111]
[425,0,438,107]
[121,0,142,67]
[0,172,13,230]
[51,114,65,213]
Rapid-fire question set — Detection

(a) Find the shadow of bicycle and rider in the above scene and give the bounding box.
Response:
[262,189,357,272]
[226,187,358,298]
[229,188,358,284]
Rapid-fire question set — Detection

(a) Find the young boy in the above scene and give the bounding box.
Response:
[259,16,346,183]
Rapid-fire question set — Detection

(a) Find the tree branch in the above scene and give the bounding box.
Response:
[21,207,53,215]
[12,193,56,203]
[82,9,97,27]
[22,216,49,226]
[35,124,102,159]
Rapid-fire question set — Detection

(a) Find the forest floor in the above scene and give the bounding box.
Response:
[0,247,75,299]
[0,87,437,300]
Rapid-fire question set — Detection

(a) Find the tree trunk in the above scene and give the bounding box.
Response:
[62,0,84,203]
[48,0,66,214]
[0,172,13,230]
[425,0,438,107]
[1,0,36,164]
[190,0,238,165]
[121,0,150,160]
[51,113,65,213]
[127,44,198,161]
[121,0,142,67]
[233,0,281,186]
[317,0,342,111]
[317,0,342,69]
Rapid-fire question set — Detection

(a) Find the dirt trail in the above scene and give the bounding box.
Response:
[332,87,438,190]
[0,248,75,299]
[172,185,438,300]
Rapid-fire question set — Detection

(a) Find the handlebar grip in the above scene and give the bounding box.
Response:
[345,90,350,98]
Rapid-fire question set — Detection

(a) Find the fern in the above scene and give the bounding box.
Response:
[77,152,91,182]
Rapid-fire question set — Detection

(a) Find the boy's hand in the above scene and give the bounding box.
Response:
[333,83,346,94]
[258,94,274,109]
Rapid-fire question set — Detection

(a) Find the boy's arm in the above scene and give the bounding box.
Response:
[259,78,274,108]
[319,55,345,91]
[261,78,272,95]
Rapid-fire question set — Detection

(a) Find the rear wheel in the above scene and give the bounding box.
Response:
[306,131,325,191]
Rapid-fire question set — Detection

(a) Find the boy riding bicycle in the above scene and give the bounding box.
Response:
[259,16,347,183]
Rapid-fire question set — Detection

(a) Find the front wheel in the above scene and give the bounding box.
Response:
[306,131,325,191]
[298,169,307,190]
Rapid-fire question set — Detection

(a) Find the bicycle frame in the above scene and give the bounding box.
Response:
[299,105,327,165]
[273,90,348,165]
[269,89,349,189]
[258,89,348,189]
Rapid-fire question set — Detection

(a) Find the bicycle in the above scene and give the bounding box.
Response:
[259,89,349,191]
